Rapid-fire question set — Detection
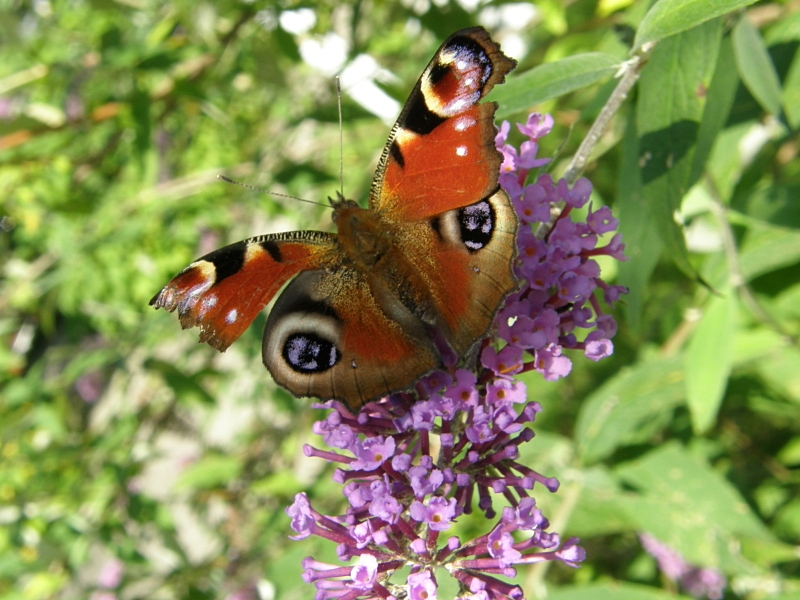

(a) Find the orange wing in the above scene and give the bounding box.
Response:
[262,269,441,408]
[150,231,339,351]
[393,189,519,356]
[370,27,516,221]
[368,28,519,360]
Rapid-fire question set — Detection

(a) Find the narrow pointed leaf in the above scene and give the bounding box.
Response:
[634,0,759,50]
[575,356,685,464]
[685,290,736,433]
[636,19,721,276]
[617,113,662,331]
[732,16,783,116]
[494,53,621,118]
[782,48,800,128]
[689,35,739,188]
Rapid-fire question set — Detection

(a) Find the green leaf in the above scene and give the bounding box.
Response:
[617,112,662,331]
[634,0,759,50]
[733,327,786,365]
[549,582,694,600]
[494,53,621,118]
[685,290,736,433]
[764,11,800,44]
[755,346,800,403]
[777,437,800,467]
[689,35,739,188]
[566,467,640,537]
[145,359,216,406]
[636,19,722,276]
[615,443,772,567]
[575,356,686,464]
[773,498,800,545]
[732,16,783,116]
[250,471,305,498]
[175,455,243,490]
[740,536,800,568]
[737,220,800,281]
[782,46,800,129]
[734,180,800,229]
[702,217,800,288]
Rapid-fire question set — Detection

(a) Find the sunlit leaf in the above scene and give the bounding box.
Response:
[636,19,721,276]
[685,290,736,433]
[738,221,800,280]
[732,16,783,116]
[494,53,621,117]
[175,455,243,490]
[575,356,686,464]
[549,582,691,600]
[689,35,739,188]
[615,443,772,566]
[634,0,759,50]
[617,113,662,331]
[755,346,800,403]
[782,45,800,129]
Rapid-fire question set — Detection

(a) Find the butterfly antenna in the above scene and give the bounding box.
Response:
[216,175,329,208]
[336,76,345,201]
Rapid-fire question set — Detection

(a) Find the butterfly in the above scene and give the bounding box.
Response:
[150,27,518,409]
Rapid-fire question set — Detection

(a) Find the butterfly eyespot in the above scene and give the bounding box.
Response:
[283,332,341,374]
[458,200,495,252]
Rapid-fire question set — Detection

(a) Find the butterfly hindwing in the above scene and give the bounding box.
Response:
[372,188,517,361]
[263,269,441,405]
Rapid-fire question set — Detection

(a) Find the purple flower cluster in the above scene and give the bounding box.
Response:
[640,533,727,600]
[492,113,627,382]
[285,114,626,600]
[289,388,582,600]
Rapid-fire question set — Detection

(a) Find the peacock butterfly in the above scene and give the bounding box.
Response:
[150,27,518,409]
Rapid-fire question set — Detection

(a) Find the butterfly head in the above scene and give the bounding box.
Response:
[328,191,358,211]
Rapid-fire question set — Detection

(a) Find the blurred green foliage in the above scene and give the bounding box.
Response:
[1,0,799,599]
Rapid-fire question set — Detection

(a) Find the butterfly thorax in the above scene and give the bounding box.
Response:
[334,203,391,270]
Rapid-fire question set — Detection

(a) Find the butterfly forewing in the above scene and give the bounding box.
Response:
[367,28,519,362]
[150,232,339,351]
[370,27,516,220]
